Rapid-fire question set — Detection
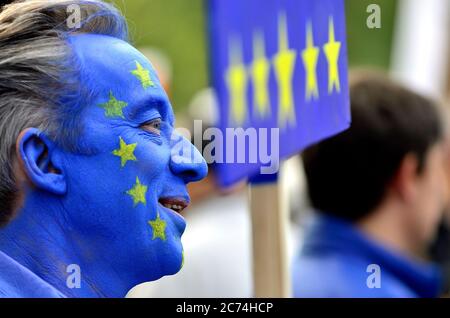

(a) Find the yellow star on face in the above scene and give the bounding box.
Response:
[126,177,147,207]
[98,91,128,118]
[225,37,247,125]
[323,16,341,94]
[273,12,297,128]
[301,21,320,101]
[250,31,271,118]
[148,213,166,241]
[112,136,137,168]
[131,60,155,89]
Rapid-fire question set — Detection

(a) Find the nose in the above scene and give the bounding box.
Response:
[170,133,208,183]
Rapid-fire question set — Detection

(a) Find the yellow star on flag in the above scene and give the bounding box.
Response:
[250,30,271,118]
[301,21,320,101]
[131,60,155,89]
[98,91,128,119]
[225,37,248,125]
[126,176,147,207]
[323,16,341,94]
[273,12,297,128]
[148,213,166,241]
[112,136,137,168]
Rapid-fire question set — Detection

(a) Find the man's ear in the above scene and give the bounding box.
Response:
[391,153,419,203]
[15,128,67,195]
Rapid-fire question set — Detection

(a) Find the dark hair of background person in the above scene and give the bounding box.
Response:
[302,71,444,222]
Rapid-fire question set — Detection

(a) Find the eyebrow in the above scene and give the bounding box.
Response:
[127,93,173,123]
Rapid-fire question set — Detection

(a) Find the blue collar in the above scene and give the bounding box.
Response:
[301,213,442,297]
[0,250,65,298]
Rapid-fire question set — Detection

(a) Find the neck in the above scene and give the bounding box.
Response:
[0,190,132,297]
[357,200,422,259]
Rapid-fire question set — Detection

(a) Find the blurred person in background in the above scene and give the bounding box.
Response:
[428,111,450,296]
[429,212,450,296]
[293,71,449,298]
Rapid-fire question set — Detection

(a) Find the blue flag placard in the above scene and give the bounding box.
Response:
[208,0,351,187]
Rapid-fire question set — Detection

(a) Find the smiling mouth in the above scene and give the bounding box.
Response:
[158,197,189,214]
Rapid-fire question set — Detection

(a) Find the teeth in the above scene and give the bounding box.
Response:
[162,203,183,211]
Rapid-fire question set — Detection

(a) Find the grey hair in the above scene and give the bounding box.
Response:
[0,0,128,225]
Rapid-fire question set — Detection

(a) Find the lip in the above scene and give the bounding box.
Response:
[158,197,189,215]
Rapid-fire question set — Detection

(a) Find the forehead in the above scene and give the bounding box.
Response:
[67,33,171,117]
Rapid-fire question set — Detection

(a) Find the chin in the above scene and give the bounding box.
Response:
[163,239,184,275]
[139,238,184,281]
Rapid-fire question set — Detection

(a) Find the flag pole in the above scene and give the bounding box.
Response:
[248,172,290,297]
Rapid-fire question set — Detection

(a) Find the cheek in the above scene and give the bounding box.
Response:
[429,155,449,208]
[133,139,171,176]
[416,163,447,236]
[62,124,172,200]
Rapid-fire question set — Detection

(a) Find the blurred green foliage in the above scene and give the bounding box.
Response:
[113,0,397,112]
[112,0,208,112]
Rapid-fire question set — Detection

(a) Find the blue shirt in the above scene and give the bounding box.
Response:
[293,214,442,297]
[0,250,65,298]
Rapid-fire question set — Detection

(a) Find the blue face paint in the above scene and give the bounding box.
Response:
[0,34,207,297]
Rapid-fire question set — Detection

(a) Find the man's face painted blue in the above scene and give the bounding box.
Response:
[0,34,207,297]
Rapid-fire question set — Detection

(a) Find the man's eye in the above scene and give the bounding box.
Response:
[141,118,162,135]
